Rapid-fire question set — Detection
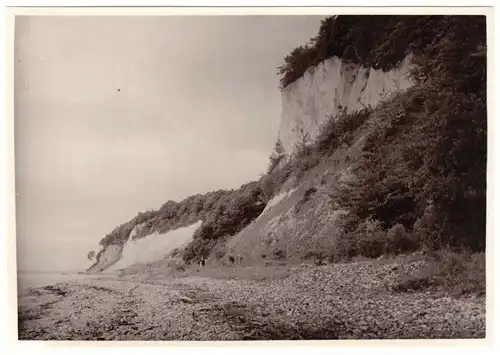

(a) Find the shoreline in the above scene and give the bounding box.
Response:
[18,259,486,340]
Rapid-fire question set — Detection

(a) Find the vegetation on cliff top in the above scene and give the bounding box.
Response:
[93,15,486,270]
[277,15,486,89]
[343,14,486,256]
[95,181,268,265]
[274,15,486,259]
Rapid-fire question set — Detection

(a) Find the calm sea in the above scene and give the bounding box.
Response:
[17,271,106,292]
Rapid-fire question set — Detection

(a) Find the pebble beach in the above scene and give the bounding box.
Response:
[17,259,485,340]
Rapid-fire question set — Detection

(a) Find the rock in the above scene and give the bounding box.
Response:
[180,296,195,304]
[17,259,485,340]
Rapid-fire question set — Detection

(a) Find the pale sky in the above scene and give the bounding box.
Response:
[14,15,324,272]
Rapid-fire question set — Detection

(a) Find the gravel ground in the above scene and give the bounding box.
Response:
[17,260,485,340]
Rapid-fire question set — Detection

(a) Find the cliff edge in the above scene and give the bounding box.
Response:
[87,15,486,277]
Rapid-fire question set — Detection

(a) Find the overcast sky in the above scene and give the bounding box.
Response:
[14,15,324,272]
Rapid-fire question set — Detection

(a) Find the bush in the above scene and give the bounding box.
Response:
[261,108,372,202]
[260,174,279,201]
[213,243,227,260]
[295,186,317,213]
[386,223,418,254]
[353,219,387,258]
[335,219,422,261]
[294,128,312,158]
[336,15,486,255]
[96,15,486,272]
[182,181,267,263]
[411,204,441,249]
[268,108,371,193]
[167,258,186,272]
[96,179,267,266]
[394,250,485,296]
[260,160,292,200]
[392,273,438,293]
[267,138,286,174]
[278,15,484,89]
[314,108,371,154]
[303,249,332,263]
[170,248,181,258]
[87,251,96,261]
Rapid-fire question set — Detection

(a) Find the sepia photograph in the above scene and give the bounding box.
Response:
[10,8,489,342]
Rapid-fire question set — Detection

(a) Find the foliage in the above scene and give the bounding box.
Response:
[278,15,485,89]
[96,15,486,269]
[99,209,159,246]
[267,138,286,174]
[335,15,486,257]
[263,106,371,191]
[181,181,267,263]
[394,250,485,296]
[98,183,265,255]
[260,160,293,200]
[315,108,371,154]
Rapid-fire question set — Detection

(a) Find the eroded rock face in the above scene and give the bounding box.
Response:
[107,221,202,271]
[279,55,414,154]
[87,244,123,273]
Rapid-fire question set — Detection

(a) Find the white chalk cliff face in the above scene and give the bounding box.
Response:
[278,55,414,154]
[88,55,416,273]
[107,221,202,271]
[87,221,202,272]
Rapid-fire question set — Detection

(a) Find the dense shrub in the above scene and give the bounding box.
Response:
[98,209,161,247]
[260,159,292,200]
[95,16,486,270]
[295,186,317,213]
[269,107,371,187]
[315,108,371,154]
[214,246,227,260]
[92,178,268,269]
[349,219,386,258]
[267,138,286,174]
[260,174,279,201]
[277,15,484,89]
[167,258,186,272]
[394,250,485,296]
[386,223,418,254]
[335,15,486,257]
[302,249,333,263]
[181,181,267,263]
[87,251,96,260]
[333,219,421,261]
[97,183,263,252]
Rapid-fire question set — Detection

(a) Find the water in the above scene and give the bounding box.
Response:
[17,271,105,292]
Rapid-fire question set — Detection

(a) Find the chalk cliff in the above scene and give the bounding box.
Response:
[87,15,486,273]
[278,55,414,154]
